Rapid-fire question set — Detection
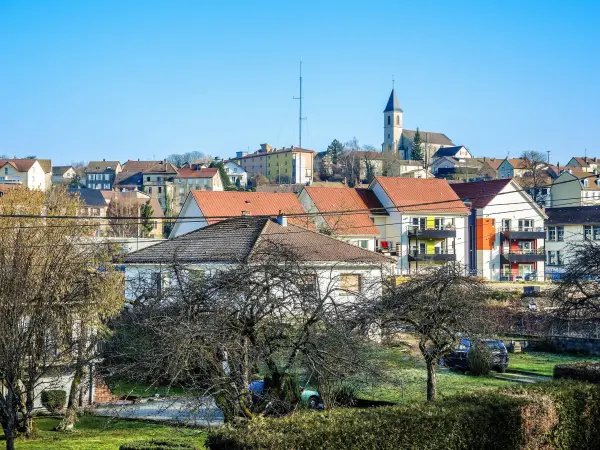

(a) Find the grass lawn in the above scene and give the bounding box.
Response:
[359,346,513,403]
[1,415,206,450]
[508,351,600,377]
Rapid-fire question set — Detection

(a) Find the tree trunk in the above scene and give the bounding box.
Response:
[56,365,83,431]
[425,357,437,402]
[4,424,15,450]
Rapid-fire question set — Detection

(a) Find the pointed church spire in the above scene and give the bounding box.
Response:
[384,89,402,113]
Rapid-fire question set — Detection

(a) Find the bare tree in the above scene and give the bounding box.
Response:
[516,150,550,190]
[167,151,212,168]
[106,197,140,237]
[105,242,385,423]
[377,264,489,401]
[0,187,123,449]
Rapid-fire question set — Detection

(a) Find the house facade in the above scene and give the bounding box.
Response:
[120,160,179,212]
[550,170,600,207]
[544,206,600,280]
[431,145,472,161]
[173,167,224,212]
[451,179,547,281]
[232,144,314,184]
[566,157,600,172]
[298,186,384,251]
[169,190,312,238]
[0,159,50,191]
[368,177,470,274]
[223,160,247,187]
[52,166,77,185]
[85,161,122,190]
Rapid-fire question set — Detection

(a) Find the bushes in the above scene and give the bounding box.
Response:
[40,390,66,413]
[554,362,600,383]
[206,382,600,450]
[119,439,201,450]
[468,343,493,376]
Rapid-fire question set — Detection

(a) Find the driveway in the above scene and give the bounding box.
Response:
[93,397,224,427]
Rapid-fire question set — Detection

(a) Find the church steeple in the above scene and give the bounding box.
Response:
[383,89,403,154]
[384,89,403,113]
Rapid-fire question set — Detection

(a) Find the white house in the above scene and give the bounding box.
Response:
[431,145,472,161]
[223,160,247,187]
[124,216,396,305]
[544,206,600,280]
[550,169,600,207]
[368,176,470,274]
[298,186,385,251]
[52,166,77,185]
[451,179,547,281]
[566,156,600,172]
[169,190,312,238]
[0,159,49,191]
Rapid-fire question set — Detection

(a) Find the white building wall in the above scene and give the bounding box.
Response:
[170,196,207,238]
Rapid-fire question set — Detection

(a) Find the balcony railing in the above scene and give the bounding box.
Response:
[501,248,546,262]
[407,226,457,239]
[408,250,456,262]
[501,227,545,240]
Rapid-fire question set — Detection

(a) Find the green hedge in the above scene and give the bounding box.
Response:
[554,362,600,383]
[206,382,600,450]
[40,390,66,413]
[119,439,200,450]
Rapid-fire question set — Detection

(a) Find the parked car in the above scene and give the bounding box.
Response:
[248,380,323,409]
[443,339,509,373]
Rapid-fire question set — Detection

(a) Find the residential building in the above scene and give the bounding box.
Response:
[120,160,179,212]
[298,187,385,251]
[544,206,600,279]
[232,143,314,184]
[398,168,433,178]
[431,145,472,161]
[451,179,547,281]
[550,169,600,207]
[431,156,483,178]
[497,158,548,179]
[52,166,77,185]
[170,190,312,237]
[0,158,50,190]
[67,188,109,236]
[173,167,224,212]
[351,151,385,181]
[223,160,247,187]
[123,216,395,305]
[381,89,455,162]
[368,177,470,274]
[476,158,503,179]
[85,160,122,190]
[566,157,600,172]
[102,190,165,239]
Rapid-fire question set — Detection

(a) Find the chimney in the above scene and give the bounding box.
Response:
[241,210,251,216]
[276,211,287,227]
[103,158,106,162]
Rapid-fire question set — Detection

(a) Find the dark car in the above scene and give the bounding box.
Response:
[443,339,508,373]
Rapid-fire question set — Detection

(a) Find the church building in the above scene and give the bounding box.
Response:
[382,89,455,161]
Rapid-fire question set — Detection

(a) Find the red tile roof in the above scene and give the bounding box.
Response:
[0,159,38,172]
[450,179,512,209]
[190,191,313,229]
[373,177,470,214]
[176,168,219,178]
[303,187,382,236]
[121,160,178,174]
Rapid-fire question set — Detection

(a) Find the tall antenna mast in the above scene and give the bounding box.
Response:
[293,58,307,148]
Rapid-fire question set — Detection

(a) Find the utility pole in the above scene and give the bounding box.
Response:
[547,150,551,164]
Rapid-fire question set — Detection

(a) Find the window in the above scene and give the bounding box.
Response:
[204,179,209,185]
[357,240,369,249]
[340,274,361,294]
[299,275,317,294]
[158,186,162,194]
[104,184,110,189]
[4,168,8,175]
[548,227,556,241]
[148,187,152,194]
[585,226,592,240]
[412,217,426,231]
[93,208,100,216]
[548,251,556,265]
[396,115,399,125]
[594,226,600,241]
[153,221,158,230]
[557,251,564,266]
[104,174,110,181]
[147,176,150,182]
[518,219,533,232]
[387,116,390,125]
[502,219,511,232]
[557,226,564,241]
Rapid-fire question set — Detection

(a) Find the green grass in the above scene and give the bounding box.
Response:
[508,351,600,377]
[108,381,187,397]
[358,347,513,403]
[2,416,206,450]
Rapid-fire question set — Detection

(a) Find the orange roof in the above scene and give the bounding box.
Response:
[176,168,219,178]
[304,187,381,236]
[373,177,470,214]
[190,191,313,229]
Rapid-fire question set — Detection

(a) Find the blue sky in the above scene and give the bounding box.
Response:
[1,0,598,165]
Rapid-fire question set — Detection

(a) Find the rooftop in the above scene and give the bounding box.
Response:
[402,129,454,146]
[86,161,121,172]
[123,217,394,265]
[67,188,109,207]
[176,167,219,179]
[546,206,600,226]
[384,89,403,112]
[450,179,513,209]
[121,160,179,174]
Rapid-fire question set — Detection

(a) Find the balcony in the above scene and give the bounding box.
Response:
[408,250,456,262]
[501,248,546,263]
[501,227,545,240]
[407,226,457,239]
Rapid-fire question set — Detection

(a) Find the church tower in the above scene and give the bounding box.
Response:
[382,89,403,155]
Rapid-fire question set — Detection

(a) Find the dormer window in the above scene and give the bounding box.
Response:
[584,179,589,187]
